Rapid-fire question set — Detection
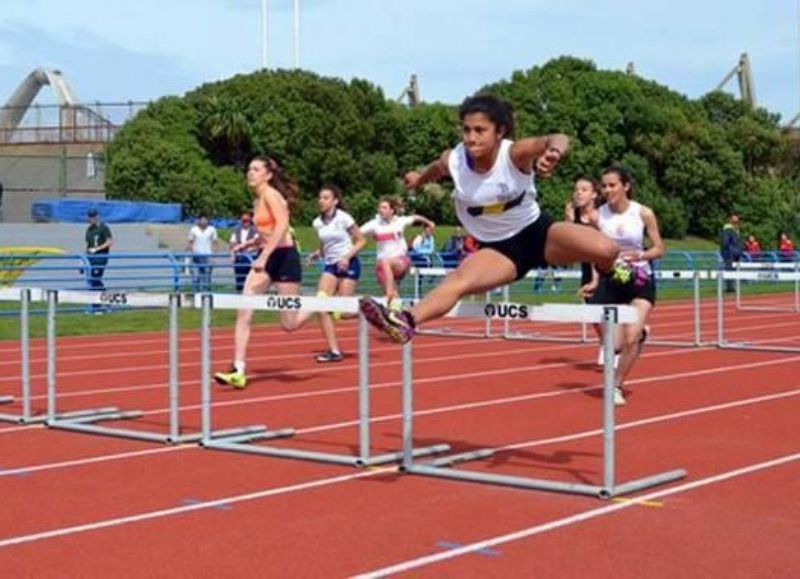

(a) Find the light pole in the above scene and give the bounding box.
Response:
[293,0,300,69]
[260,0,268,69]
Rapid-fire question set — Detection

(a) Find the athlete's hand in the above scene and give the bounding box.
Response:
[578,282,597,298]
[534,148,563,178]
[251,259,267,274]
[403,171,422,189]
[336,258,350,273]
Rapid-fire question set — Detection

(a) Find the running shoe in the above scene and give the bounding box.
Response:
[315,350,343,363]
[214,366,247,389]
[613,387,627,406]
[359,296,415,344]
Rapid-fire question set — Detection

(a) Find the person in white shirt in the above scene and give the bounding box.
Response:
[186,214,219,292]
[358,94,620,345]
[308,185,367,363]
[360,197,435,307]
[581,166,665,405]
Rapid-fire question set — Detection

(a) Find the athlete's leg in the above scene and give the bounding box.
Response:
[614,297,653,389]
[409,248,517,324]
[544,222,618,272]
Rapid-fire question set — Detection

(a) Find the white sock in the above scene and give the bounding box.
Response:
[234,360,245,374]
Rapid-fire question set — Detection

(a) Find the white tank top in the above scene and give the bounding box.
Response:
[312,209,356,264]
[448,139,540,242]
[598,200,651,273]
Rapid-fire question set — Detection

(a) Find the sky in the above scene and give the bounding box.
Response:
[0,0,798,125]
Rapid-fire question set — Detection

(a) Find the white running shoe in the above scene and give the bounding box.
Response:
[613,387,627,406]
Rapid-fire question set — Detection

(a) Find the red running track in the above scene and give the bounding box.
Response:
[0,297,798,577]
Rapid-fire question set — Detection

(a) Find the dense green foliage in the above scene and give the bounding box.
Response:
[105,59,798,246]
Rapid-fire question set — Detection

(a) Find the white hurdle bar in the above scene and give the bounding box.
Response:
[718,269,800,353]
[198,292,449,467]
[0,287,45,423]
[735,262,800,313]
[413,267,713,349]
[44,289,265,444]
[399,300,687,498]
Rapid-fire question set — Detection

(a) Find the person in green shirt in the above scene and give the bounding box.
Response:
[84,209,113,308]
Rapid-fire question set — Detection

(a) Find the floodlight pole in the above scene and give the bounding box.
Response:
[293,0,300,69]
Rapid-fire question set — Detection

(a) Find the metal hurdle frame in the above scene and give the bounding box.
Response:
[44,288,267,444]
[718,269,800,353]
[0,287,46,423]
[503,269,712,349]
[735,261,800,313]
[412,266,497,338]
[398,300,687,498]
[198,292,450,467]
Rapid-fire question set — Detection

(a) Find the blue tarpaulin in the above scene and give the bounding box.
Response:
[32,199,182,223]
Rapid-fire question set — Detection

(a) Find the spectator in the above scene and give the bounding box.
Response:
[410,224,436,263]
[442,226,466,261]
[462,234,478,257]
[719,214,743,292]
[779,231,795,262]
[186,214,219,292]
[229,211,260,292]
[84,208,113,313]
[743,234,761,260]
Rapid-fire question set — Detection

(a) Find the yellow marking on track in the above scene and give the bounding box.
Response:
[611,497,664,508]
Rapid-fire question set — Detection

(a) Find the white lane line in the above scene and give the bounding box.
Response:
[0,467,391,549]
[353,452,800,578]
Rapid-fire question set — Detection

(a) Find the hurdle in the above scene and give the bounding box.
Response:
[412,266,497,339]
[0,287,46,423]
[44,288,267,444]
[735,262,800,313]
[718,269,800,353]
[502,269,713,349]
[398,300,687,498]
[198,292,450,467]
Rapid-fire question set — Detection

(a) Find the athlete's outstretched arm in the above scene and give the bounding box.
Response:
[510,134,569,177]
[403,149,451,190]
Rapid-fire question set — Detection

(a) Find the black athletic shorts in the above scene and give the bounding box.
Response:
[587,272,657,306]
[477,212,555,281]
[266,246,302,283]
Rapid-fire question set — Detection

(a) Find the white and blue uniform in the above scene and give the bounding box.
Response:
[447,139,554,279]
[448,139,540,242]
[312,209,361,280]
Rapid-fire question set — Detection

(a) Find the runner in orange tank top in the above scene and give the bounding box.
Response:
[214,155,313,389]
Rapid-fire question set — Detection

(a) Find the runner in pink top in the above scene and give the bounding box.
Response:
[360,197,435,307]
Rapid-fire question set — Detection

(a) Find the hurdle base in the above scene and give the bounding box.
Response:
[204,432,450,468]
[719,341,800,354]
[415,447,495,468]
[357,443,452,468]
[170,425,271,445]
[0,395,13,405]
[404,464,687,499]
[0,411,49,425]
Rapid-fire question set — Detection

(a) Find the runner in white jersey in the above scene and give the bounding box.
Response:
[307,185,366,362]
[584,166,665,405]
[359,197,435,307]
[358,94,621,345]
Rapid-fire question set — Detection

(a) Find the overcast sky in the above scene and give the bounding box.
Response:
[0,0,797,123]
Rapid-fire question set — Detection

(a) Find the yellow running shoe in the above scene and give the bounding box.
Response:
[214,366,247,389]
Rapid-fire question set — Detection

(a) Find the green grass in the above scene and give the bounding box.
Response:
[0,304,281,341]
